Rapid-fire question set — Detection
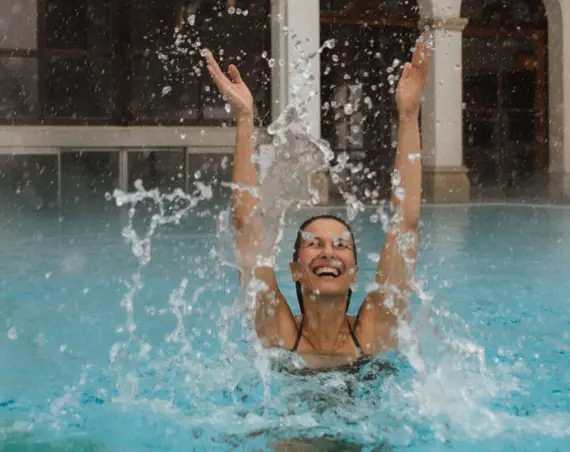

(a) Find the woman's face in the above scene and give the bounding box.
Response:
[291,218,358,298]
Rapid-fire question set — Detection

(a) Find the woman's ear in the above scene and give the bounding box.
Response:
[290,262,302,282]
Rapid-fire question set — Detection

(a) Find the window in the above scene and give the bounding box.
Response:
[320,0,419,22]
[0,0,271,125]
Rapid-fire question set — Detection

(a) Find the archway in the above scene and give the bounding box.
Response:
[461,0,548,196]
[319,0,421,200]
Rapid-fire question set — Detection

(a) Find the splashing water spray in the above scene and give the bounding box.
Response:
[104,9,570,450]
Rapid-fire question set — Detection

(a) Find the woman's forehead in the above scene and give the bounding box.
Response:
[302,219,352,240]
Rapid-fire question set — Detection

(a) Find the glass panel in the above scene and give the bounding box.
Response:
[186,152,233,201]
[128,0,270,123]
[508,112,536,144]
[129,149,186,192]
[45,57,112,118]
[461,0,546,28]
[0,155,58,211]
[130,57,200,121]
[463,37,500,71]
[464,74,498,109]
[130,0,183,52]
[502,71,536,110]
[45,0,111,50]
[0,0,38,49]
[320,0,349,10]
[60,151,119,210]
[0,57,39,120]
[321,22,413,152]
[464,116,497,149]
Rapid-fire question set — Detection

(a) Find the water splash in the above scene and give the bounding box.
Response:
[14,14,562,452]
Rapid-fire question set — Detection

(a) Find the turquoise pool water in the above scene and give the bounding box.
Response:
[1,202,569,451]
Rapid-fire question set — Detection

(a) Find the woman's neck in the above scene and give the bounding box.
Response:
[302,294,348,351]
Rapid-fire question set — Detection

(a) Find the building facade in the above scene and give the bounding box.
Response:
[0,0,568,207]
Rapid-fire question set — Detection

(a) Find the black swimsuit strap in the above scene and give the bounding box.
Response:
[290,316,305,352]
[346,318,363,354]
[290,316,362,354]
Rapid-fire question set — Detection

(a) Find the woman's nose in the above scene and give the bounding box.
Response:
[321,241,336,257]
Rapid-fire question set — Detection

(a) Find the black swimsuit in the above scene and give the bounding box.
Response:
[290,316,363,354]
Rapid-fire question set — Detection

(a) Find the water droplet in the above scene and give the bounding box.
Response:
[344,104,354,115]
[267,58,275,68]
[228,6,236,14]
[391,170,401,186]
[332,55,339,62]
[7,327,17,340]
[324,39,335,49]
[224,103,232,114]
[161,86,172,97]
[194,170,201,179]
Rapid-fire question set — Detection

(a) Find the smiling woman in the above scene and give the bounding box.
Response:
[205,35,429,369]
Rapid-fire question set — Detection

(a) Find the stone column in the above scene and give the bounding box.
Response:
[544,0,570,200]
[266,0,329,203]
[420,16,471,202]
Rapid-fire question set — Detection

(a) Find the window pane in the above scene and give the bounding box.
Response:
[0,57,39,120]
[45,57,112,118]
[128,0,271,123]
[60,151,119,210]
[46,0,111,50]
[464,74,498,109]
[129,149,186,192]
[502,71,536,110]
[0,0,37,49]
[131,57,200,121]
[463,37,500,71]
[464,115,497,149]
[0,155,58,211]
[130,0,183,52]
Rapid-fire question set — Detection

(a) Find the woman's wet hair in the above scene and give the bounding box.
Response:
[292,215,358,314]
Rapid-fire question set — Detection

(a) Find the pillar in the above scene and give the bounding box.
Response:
[543,0,570,200]
[265,0,329,203]
[420,16,471,202]
[270,0,321,136]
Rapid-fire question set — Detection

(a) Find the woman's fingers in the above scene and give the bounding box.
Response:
[401,62,412,80]
[228,64,243,84]
[411,41,428,70]
[205,50,235,95]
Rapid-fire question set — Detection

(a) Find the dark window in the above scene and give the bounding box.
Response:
[0,0,271,125]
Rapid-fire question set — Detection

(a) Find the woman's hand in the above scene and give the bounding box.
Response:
[204,50,254,121]
[395,40,430,119]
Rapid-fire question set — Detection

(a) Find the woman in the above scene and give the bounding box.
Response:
[205,41,429,370]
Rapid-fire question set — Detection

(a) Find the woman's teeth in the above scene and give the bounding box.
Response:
[314,266,341,277]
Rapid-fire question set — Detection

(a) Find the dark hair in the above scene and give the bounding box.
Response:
[292,215,358,314]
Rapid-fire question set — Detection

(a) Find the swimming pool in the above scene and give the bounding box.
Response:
[1,201,569,451]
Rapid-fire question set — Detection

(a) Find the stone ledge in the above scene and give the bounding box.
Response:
[422,166,471,202]
[419,16,469,32]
